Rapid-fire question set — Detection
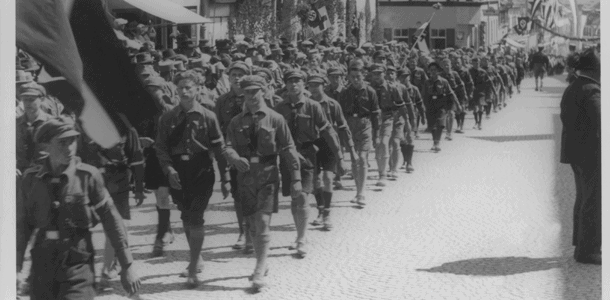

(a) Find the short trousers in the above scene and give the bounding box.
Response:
[430,109,447,130]
[346,116,373,152]
[169,153,215,226]
[238,162,280,217]
[316,143,338,173]
[281,147,316,197]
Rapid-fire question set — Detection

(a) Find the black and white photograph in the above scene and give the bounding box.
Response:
[4,0,604,299]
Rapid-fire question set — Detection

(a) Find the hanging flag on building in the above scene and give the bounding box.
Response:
[308,5,332,35]
[514,17,530,35]
[16,0,161,147]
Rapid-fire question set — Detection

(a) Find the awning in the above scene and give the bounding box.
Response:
[123,0,212,24]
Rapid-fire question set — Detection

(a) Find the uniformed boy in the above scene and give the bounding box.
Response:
[16,82,52,172]
[17,117,141,299]
[215,61,251,252]
[468,57,496,130]
[223,75,301,289]
[397,68,426,173]
[274,70,343,257]
[451,54,474,133]
[439,58,466,140]
[378,65,416,179]
[338,59,381,206]
[307,73,355,231]
[424,62,460,152]
[155,70,231,287]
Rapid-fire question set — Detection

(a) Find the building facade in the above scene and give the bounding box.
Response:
[378,0,506,50]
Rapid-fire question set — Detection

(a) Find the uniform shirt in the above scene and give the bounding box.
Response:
[529,52,550,70]
[17,157,132,271]
[274,96,342,158]
[560,74,601,164]
[155,101,228,180]
[338,83,381,136]
[482,66,502,89]
[370,80,406,112]
[454,66,474,98]
[403,81,424,108]
[324,84,344,102]
[224,105,301,181]
[469,67,492,98]
[441,70,466,101]
[16,112,52,172]
[215,89,245,136]
[424,76,457,111]
[315,95,355,149]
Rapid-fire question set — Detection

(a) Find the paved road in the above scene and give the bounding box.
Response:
[20,75,602,299]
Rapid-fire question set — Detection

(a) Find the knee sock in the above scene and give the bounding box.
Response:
[485,105,491,115]
[156,206,170,240]
[477,111,483,124]
[322,191,333,209]
[314,190,324,208]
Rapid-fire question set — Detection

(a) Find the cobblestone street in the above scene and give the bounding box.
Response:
[20,75,602,300]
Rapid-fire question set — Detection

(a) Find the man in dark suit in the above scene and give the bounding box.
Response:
[559,47,601,265]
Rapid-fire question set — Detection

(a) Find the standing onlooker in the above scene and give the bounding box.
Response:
[559,47,601,265]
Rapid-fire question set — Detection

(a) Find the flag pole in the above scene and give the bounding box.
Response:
[409,11,436,52]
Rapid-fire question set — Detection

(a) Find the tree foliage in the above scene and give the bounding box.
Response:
[229,0,278,41]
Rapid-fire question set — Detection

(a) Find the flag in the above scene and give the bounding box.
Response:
[17,0,161,147]
[412,19,430,52]
[543,0,557,28]
[16,0,120,148]
[530,0,543,17]
[308,5,332,35]
[416,39,430,54]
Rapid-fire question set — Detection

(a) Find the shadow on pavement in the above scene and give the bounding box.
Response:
[111,275,251,295]
[416,256,565,276]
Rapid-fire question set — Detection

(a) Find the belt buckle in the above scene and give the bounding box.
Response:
[432,96,438,99]
[353,113,358,117]
[180,154,190,161]
[250,156,260,163]
[46,231,59,240]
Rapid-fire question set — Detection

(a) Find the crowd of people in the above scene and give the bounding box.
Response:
[18,19,590,298]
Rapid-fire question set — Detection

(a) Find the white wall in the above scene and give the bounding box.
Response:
[379,6,481,29]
